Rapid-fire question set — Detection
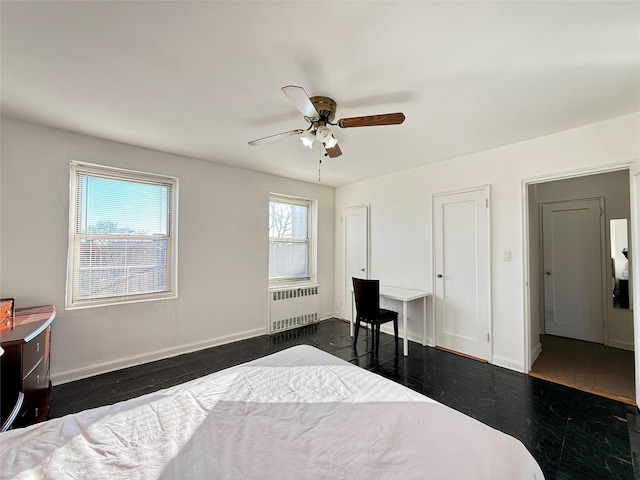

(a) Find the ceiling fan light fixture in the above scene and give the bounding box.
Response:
[300,130,315,148]
[324,134,338,149]
[316,125,338,148]
[315,125,331,143]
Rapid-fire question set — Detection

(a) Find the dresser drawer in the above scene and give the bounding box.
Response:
[18,400,46,426]
[19,356,50,426]
[22,328,48,378]
[23,355,49,395]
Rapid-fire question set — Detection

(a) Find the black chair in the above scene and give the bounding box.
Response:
[352,278,399,357]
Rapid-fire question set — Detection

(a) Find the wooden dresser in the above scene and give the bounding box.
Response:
[0,304,55,431]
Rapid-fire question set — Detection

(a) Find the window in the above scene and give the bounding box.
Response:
[66,161,177,308]
[269,194,316,283]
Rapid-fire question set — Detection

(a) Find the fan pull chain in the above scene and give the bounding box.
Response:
[318,147,322,182]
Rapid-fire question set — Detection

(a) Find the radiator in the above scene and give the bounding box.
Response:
[268,285,320,333]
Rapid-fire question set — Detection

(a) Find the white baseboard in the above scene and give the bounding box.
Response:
[531,342,543,367]
[491,355,525,373]
[379,324,432,346]
[607,339,635,351]
[52,327,266,385]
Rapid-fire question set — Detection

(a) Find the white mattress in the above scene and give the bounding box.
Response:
[0,345,544,479]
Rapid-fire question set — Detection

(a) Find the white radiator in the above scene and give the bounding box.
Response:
[268,285,320,333]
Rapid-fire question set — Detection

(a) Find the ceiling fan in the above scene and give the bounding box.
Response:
[248,85,406,158]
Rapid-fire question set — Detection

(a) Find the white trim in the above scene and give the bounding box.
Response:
[431,184,491,199]
[631,168,640,402]
[608,339,634,351]
[69,160,179,183]
[380,324,430,346]
[521,178,533,371]
[531,341,543,365]
[268,282,319,293]
[521,162,632,185]
[491,355,526,373]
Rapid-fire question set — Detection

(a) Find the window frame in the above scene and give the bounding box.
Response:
[268,193,317,286]
[66,161,178,309]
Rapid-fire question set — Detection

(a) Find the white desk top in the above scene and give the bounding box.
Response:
[379,285,431,302]
[349,284,431,355]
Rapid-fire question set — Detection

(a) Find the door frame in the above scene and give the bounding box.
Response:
[339,205,370,321]
[632,170,640,402]
[538,197,607,344]
[522,163,637,382]
[432,184,493,361]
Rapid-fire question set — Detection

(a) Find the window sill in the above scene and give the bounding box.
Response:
[268,281,319,291]
[66,292,177,310]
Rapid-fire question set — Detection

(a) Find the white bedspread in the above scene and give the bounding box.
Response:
[0,345,544,479]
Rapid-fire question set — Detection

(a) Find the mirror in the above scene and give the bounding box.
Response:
[611,219,631,309]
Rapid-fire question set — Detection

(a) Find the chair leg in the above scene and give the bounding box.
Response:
[375,323,381,358]
[354,318,361,347]
[370,323,375,355]
[393,316,399,356]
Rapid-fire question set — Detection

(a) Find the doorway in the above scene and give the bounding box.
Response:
[526,169,635,403]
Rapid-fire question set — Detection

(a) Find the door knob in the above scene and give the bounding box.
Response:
[436,274,443,278]
[545,271,552,275]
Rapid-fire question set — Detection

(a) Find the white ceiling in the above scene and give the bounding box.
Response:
[2,1,639,187]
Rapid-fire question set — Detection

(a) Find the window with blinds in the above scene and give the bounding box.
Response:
[66,161,178,309]
[269,194,316,284]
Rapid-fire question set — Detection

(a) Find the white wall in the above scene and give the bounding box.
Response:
[335,113,640,372]
[0,118,335,383]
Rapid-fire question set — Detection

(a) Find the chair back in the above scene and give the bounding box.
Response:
[352,278,380,319]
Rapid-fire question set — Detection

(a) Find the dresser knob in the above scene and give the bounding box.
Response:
[36,342,40,352]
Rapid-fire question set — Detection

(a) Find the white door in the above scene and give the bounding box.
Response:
[340,206,369,321]
[542,199,604,343]
[433,187,491,360]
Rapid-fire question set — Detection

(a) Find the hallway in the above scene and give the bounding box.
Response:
[531,334,635,405]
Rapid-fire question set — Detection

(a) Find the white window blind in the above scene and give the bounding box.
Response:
[269,194,313,282]
[67,162,177,308]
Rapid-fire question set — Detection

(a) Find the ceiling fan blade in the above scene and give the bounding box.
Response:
[248,129,304,146]
[325,143,342,158]
[281,85,320,119]
[337,112,405,128]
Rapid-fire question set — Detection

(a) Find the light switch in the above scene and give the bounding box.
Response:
[503,250,512,261]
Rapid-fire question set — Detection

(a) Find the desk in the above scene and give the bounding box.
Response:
[351,286,431,356]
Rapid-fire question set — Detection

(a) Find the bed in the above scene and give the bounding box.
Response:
[0,345,544,479]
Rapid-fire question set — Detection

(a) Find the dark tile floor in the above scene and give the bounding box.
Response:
[50,318,639,480]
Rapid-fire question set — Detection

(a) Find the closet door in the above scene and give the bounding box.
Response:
[433,187,491,360]
[542,199,604,343]
[340,206,369,323]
